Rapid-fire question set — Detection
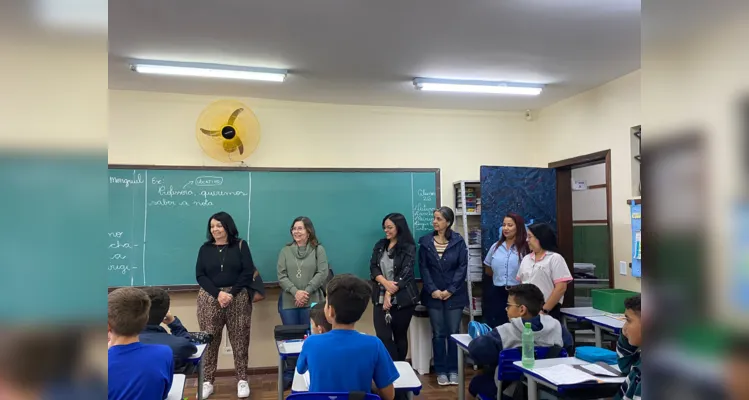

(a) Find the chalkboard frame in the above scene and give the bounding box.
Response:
[108,164,441,292]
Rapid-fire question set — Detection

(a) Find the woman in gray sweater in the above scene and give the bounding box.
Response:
[276,216,329,325]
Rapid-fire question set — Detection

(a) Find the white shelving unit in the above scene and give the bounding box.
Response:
[453,180,482,322]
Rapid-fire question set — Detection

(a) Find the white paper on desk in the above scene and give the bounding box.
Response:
[531,364,601,385]
[577,363,620,377]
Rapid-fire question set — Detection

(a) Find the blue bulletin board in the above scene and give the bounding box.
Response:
[631,203,642,278]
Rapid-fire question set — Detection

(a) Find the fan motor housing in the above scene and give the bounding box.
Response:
[221,125,236,139]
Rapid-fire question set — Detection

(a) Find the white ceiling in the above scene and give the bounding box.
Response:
[108,0,641,111]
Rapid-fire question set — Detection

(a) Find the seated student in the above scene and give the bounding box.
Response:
[108,287,174,400]
[467,284,573,399]
[309,302,332,334]
[140,287,198,373]
[297,274,400,400]
[615,294,641,400]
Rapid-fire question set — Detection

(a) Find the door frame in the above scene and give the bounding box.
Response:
[549,150,614,307]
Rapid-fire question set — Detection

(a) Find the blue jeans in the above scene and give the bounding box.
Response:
[427,303,463,375]
[277,295,311,326]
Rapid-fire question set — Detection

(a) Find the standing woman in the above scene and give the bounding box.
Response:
[370,213,419,362]
[516,223,573,321]
[277,216,329,325]
[482,213,530,327]
[418,206,468,386]
[195,211,256,399]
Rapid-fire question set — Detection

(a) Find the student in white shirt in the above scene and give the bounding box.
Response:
[515,223,573,321]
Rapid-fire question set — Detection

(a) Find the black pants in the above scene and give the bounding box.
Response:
[373,304,415,362]
[547,303,563,322]
[482,280,512,328]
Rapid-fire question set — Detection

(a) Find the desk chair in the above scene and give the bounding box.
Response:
[187,332,213,400]
[287,393,380,400]
[484,346,568,400]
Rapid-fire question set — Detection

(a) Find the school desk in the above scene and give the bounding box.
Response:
[450,333,473,400]
[559,307,606,329]
[188,343,207,400]
[167,374,186,400]
[583,315,625,347]
[276,339,304,400]
[290,361,423,399]
[512,357,625,400]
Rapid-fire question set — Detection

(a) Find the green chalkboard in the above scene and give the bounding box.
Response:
[108,166,440,287]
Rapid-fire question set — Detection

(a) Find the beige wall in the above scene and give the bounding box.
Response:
[536,71,642,291]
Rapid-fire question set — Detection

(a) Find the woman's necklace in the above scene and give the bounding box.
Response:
[216,244,228,271]
[295,257,304,278]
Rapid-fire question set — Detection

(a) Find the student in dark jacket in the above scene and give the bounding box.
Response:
[418,206,468,386]
[140,287,198,374]
[370,212,419,363]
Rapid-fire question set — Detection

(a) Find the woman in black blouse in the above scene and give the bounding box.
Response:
[195,211,256,399]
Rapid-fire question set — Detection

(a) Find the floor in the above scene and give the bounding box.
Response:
[183,368,478,400]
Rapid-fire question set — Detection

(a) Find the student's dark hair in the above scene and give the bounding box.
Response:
[325,274,372,325]
[434,206,455,230]
[507,284,546,316]
[496,212,530,263]
[383,213,415,249]
[141,287,170,326]
[205,211,240,245]
[288,216,320,247]
[527,223,559,253]
[624,294,641,314]
[310,302,332,333]
[108,287,151,336]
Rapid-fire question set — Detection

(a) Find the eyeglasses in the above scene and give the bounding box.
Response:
[506,303,522,310]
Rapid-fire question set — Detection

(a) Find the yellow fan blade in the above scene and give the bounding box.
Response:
[195,100,260,163]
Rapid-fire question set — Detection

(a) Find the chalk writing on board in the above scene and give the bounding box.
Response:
[412,203,434,232]
[199,189,248,199]
[418,189,436,202]
[108,232,139,275]
[195,176,224,186]
[109,175,145,187]
[149,198,176,207]
[158,186,194,197]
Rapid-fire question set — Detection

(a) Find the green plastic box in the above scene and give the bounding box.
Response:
[591,289,639,314]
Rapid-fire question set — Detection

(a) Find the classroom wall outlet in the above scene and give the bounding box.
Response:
[619,261,628,276]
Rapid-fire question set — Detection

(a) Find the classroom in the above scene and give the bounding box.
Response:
[105,2,652,400]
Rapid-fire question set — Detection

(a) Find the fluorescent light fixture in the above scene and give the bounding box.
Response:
[130,60,287,82]
[413,78,543,95]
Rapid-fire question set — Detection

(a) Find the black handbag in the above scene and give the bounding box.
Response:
[188,331,214,345]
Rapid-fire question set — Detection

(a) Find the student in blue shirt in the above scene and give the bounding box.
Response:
[297,274,400,400]
[482,213,530,328]
[108,287,174,400]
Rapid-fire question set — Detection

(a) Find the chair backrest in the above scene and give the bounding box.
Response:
[496,346,568,382]
[286,393,380,400]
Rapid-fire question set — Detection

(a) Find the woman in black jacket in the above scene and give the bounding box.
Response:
[370,212,419,362]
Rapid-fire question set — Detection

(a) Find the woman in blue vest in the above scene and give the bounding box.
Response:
[482,212,530,327]
[418,206,468,386]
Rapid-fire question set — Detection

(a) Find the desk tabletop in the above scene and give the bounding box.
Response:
[450,333,472,349]
[291,361,422,393]
[277,340,304,356]
[188,343,207,360]
[166,374,186,400]
[560,307,607,319]
[512,358,625,387]
[585,315,625,330]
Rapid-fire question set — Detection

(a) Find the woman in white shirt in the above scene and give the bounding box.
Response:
[515,223,573,321]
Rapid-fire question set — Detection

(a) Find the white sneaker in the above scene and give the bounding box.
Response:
[237,380,250,398]
[201,382,214,399]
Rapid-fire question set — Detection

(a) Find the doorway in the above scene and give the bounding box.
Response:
[549,150,614,308]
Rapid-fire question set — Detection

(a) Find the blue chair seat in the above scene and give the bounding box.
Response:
[286,393,380,400]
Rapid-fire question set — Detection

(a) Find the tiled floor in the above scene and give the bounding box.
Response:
[183,368,478,400]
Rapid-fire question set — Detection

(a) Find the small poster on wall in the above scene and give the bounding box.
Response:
[631,204,642,277]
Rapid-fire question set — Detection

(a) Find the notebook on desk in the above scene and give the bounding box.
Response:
[531,364,623,386]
